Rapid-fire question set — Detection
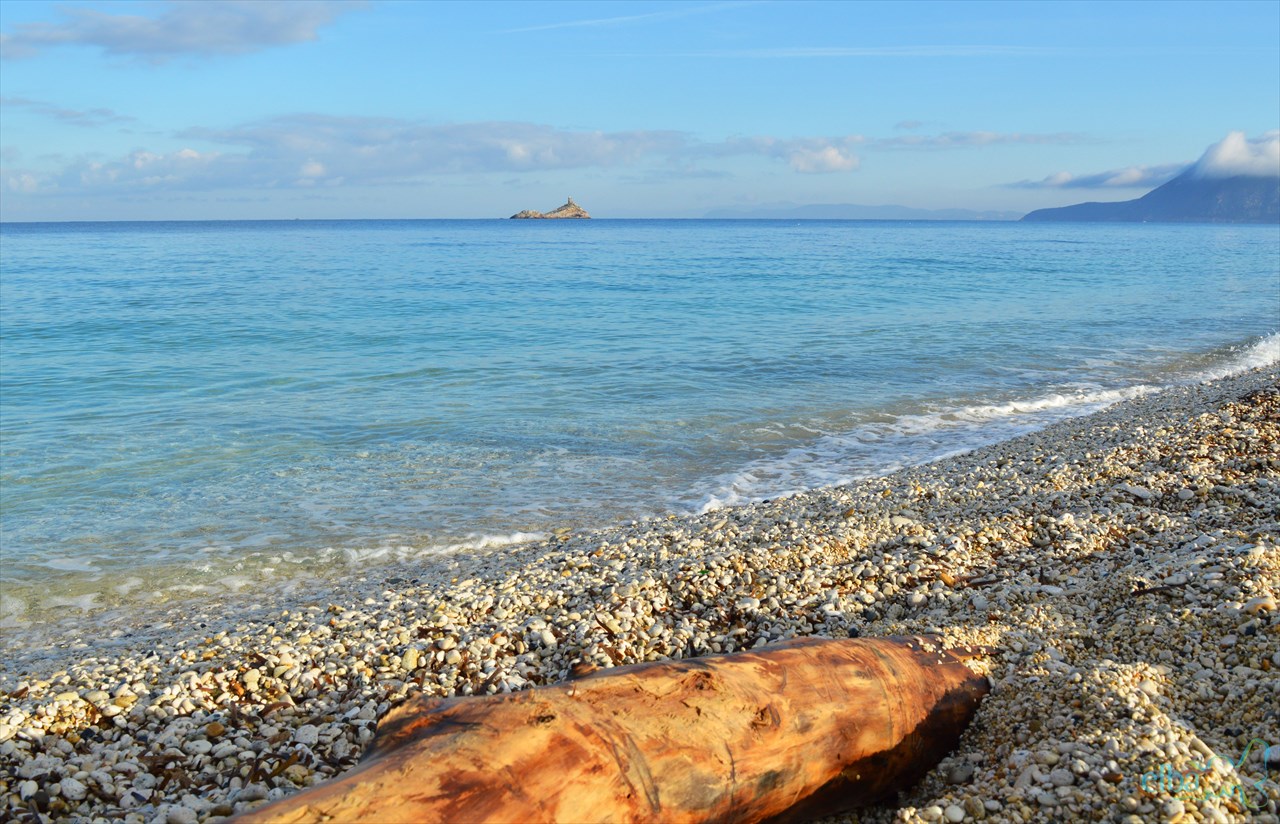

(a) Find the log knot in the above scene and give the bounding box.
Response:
[751,704,781,730]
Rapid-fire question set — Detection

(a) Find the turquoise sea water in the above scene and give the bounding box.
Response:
[1,219,1277,626]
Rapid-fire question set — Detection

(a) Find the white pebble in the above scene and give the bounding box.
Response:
[183,739,212,756]
[166,804,199,824]
[60,776,87,801]
[1242,595,1276,614]
[293,724,320,746]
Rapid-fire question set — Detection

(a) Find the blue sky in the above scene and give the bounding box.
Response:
[1,0,1277,220]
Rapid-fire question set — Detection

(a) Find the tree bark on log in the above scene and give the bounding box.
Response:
[236,635,989,824]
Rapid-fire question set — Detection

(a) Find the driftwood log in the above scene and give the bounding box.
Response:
[237,635,989,823]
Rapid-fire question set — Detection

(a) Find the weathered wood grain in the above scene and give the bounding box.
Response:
[236,635,989,824]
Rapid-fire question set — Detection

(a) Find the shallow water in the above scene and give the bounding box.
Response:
[1,219,1277,624]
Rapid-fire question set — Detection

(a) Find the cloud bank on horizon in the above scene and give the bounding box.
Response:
[7,120,1262,200]
[1,109,1085,196]
[1011,131,1280,190]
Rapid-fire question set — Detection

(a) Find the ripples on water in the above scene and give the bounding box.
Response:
[1,219,1277,623]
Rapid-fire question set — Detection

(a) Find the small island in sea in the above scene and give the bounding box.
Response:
[510,197,590,219]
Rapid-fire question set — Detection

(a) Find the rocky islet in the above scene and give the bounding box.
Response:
[509,197,590,219]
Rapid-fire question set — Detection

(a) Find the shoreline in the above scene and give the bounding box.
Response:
[2,366,1278,822]
[4,329,1277,639]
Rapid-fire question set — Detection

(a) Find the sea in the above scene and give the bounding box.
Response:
[1,219,1277,630]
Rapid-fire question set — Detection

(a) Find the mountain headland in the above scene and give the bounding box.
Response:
[1022,170,1279,223]
[511,198,590,219]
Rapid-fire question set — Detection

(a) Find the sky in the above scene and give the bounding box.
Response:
[0,0,1277,220]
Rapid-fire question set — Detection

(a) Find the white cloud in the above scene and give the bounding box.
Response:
[1190,131,1280,179]
[0,1,363,62]
[180,116,694,178]
[0,96,134,127]
[716,135,865,173]
[61,147,222,190]
[3,118,700,197]
[6,173,39,193]
[1008,163,1186,190]
[788,145,859,173]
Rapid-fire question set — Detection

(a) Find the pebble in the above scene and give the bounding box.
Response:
[293,725,320,746]
[947,763,975,784]
[1117,483,1155,500]
[166,805,199,824]
[59,776,86,801]
[1243,595,1277,614]
[183,739,212,756]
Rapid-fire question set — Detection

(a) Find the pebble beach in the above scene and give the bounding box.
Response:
[2,366,1278,824]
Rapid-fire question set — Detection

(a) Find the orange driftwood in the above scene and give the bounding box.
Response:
[237,635,989,824]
